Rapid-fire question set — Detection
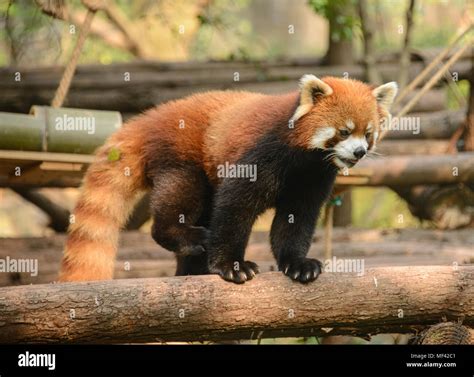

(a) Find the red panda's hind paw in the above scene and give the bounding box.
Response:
[210,260,260,284]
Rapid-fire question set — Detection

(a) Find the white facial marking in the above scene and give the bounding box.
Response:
[309,127,336,149]
[367,122,373,132]
[346,120,355,131]
[334,136,368,160]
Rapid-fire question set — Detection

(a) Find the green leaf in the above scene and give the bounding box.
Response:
[107,147,121,162]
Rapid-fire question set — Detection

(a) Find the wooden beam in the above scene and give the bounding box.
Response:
[0,150,94,164]
[0,266,471,343]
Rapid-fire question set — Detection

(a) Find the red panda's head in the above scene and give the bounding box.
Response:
[290,75,397,169]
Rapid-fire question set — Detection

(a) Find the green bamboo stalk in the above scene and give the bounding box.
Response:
[0,107,122,154]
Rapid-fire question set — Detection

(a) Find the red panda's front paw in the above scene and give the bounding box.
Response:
[210,260,260,284]
[280,258,323,283]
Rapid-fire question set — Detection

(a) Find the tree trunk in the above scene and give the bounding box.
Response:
[398,0,416,89]
[0,266,472,343]
[358,0,382,84]
[323,1,355,66]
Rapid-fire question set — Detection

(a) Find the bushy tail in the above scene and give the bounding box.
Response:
[59,130,147,282]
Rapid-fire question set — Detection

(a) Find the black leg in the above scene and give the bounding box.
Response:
[207,178,266,283]
[176,253,209,276]
[270,178,334,283]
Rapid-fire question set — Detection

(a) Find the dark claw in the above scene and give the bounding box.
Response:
[280,258,323,284]
[210,260,260,284]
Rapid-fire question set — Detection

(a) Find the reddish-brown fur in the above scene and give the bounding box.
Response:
[59,77,381,282]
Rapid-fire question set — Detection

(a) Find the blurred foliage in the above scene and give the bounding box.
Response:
[189,0,267,61]
[0,0,469,66]
[352,187,421,229]
[446,79,470,111]
[307,0,358,42]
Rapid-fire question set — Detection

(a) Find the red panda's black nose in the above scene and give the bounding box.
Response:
[353,147,367,159]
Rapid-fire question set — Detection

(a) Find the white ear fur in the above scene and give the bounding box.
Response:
[373,82,398,111]
[291,75,333,122]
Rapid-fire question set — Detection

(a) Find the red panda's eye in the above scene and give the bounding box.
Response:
[365,132,372,141]
[339,129,350,138]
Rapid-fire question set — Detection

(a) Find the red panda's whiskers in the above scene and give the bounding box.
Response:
[323,152,337,162]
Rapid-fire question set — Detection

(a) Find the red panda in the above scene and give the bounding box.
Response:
[59,75,397,284]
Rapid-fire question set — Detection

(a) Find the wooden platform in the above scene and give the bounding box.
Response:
[0,150,93,187]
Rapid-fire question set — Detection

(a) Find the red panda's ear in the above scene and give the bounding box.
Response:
[291,75,333,122]
[299,74,333,106]
[373,82,398,112]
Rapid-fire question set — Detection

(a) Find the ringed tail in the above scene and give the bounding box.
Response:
[59,124,148,282]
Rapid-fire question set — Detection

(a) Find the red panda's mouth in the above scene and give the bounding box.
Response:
[338,157,358,167]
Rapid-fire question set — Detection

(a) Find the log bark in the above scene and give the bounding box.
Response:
[351,152,474,186]
[0,58,470,114]
[384,109,464,139]
[0,266,472,343]
[376,140,449,155]
[394,88,446,113]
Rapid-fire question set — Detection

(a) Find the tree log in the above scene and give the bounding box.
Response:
[0,266,472,343]
[351,152,474,186]
[384,109,465,139]
[0,58,470,114]
[391,184,474,229]
[376,140,449,155]
[394,88,446,113]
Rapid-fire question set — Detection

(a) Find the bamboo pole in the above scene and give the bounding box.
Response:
[396,39,473,118]
[394,23,473,105]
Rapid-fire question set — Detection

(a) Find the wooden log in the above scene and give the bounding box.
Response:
[394,88,446,113]
[0,266,471,343]
[384,109,465,140]
[0,58,470,114]
[391,184,474,229]
[413,322,473,344]
[351,152,474,186]
[376,140,450,155]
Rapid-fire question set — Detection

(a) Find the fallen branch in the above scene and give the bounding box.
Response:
[0,266,471,343]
